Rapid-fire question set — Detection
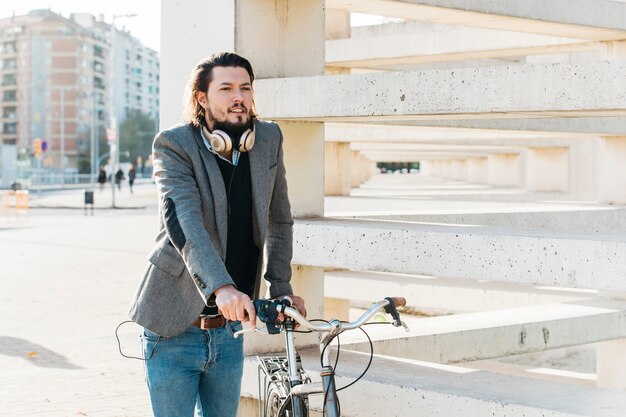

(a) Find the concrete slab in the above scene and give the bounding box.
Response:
[325,269,594,314]
[328,0,626,40]
[327,28,593,69]
[240,346,626,417]
[344,299,626,363]
[326,122,586,143]
[376,117,626,136]
[256,61,626,121]
[347,208,626,234]
[292,217,626,291]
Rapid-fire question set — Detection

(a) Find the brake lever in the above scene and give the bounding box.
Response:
[233,327,270,339]
[384,297,410,332]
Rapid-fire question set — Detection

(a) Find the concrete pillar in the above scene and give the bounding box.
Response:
[431,161,444,177]
[524,147,569,192]
[325,9,350,40]
[598,137,626,204]
[487,153,521,187]
[568,137,599,201]
[324,297,350,322]
[237,0,325,352]
[325,142,351,196]
[596,291,626,390]
[440,160,455,179]
[359,155,376,184]
[325,9,351,75]
[160,0,235,128]
[420,161,432,176]
[451,159,467,181]
[467,157,488,183]
[601,40,626,60]
[350,150,361,188]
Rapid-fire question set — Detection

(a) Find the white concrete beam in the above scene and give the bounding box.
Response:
[240,347,626,417]
[355,208,626,235]
[255,61,626,121]
[327,0,626,40]
[325,270,592,314]
[292,218,626,291]
[378,117,626,136]
[344,299,626,363]
[327,29,595,69]
[350,142,520,153]
[326,122,578,143]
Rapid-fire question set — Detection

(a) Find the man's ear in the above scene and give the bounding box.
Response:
[196,91,207,110]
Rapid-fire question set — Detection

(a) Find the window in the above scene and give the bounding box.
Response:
[3,90,17,101]
[2,74,16,86]
[2,41,16,54]
[3,122,17,134]
[2,58,16,70]
[94,45,105,58]
[3,106,16,118]
[93,76,105,89]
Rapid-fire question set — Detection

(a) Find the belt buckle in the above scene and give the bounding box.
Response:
[200,314,222,330]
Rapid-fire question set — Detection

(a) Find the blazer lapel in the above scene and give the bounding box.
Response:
[193,128,228,257]
[249,120,269,248]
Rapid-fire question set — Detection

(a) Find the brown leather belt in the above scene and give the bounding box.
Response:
[193,315,227,330]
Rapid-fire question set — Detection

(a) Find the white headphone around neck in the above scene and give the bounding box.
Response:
[202,126,255,153]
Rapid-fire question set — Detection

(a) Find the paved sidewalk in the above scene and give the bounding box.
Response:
[0,184,158,416]
[24,180,158,211]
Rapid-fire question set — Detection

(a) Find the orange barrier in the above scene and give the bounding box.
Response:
[15,190,29,213]
[1,190,29,220]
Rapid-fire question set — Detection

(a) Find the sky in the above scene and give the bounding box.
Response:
[0,0,161,51]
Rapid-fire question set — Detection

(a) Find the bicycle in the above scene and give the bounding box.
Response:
[234,297,409,417]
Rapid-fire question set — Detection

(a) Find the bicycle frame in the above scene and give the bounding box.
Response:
[242,297,408,417]
[285,319,340,417]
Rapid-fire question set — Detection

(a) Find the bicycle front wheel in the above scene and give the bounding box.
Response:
[265,381,309,417]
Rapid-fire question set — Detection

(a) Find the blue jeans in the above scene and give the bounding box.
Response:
[142,322,244,417]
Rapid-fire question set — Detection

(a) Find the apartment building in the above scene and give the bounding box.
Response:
[0,9,159,187]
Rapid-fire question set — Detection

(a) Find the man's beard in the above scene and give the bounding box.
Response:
[207,105,253,137]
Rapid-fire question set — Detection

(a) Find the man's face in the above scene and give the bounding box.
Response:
[199,66,253,134]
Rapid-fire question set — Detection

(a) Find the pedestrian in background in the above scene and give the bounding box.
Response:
[128,165,136,194]
[97,167,107,191]
[115,168,125,191]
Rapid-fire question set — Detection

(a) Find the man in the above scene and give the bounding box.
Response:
[128,52,305,417]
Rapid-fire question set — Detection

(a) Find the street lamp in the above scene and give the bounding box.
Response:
[108,13,136,207]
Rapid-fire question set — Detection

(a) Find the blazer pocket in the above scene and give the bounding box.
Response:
[269,161,278,170]
[147,243,186,277]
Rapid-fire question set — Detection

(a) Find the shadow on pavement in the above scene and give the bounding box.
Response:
[0,335,83,369]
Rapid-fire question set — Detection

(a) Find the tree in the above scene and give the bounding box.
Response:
[119,110,158,166]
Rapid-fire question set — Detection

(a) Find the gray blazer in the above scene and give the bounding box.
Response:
[128,120,294,337]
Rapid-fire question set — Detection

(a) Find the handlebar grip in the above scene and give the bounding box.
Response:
[389,297,406,308]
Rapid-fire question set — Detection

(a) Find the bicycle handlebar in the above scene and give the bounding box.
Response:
[234,297,409,338]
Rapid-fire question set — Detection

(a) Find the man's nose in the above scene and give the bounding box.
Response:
[232,90,244,103]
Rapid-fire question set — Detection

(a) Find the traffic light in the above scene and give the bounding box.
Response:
[33,138,42,158]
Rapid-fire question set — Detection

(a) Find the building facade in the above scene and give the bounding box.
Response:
[0,9,159,187]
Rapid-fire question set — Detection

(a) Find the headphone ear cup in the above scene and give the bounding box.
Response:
[209,129,232,153]
[238,129,255,152]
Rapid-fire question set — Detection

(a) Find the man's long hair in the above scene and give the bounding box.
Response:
[182,52,257,128]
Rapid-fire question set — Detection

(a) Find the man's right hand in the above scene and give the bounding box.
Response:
[213,285,257,329]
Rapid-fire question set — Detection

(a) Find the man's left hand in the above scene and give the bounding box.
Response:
[276,294,307,322]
